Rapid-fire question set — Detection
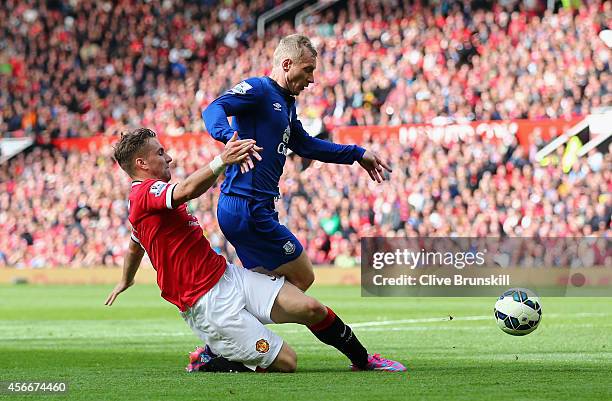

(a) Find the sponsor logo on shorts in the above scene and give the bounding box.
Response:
[255,339,270,354]
[283,240,296,255]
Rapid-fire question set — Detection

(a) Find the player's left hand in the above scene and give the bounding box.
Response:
[104,280,134,306]
[358,150,392,183]
[240,144,263,174]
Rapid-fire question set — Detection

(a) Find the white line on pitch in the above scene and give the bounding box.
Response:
[1,312,609,341]
[348,312,610,328]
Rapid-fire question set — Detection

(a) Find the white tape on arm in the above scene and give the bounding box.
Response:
[208,155,225,176]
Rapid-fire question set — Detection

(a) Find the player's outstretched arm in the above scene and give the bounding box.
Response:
[171,133,260,207]
[358,150,393,183]
[289,116,366,164]
[105,239,145,306]
[289,116,391,182]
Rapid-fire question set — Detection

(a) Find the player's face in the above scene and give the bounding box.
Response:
[142,138,173,182]
[286,52,316,95]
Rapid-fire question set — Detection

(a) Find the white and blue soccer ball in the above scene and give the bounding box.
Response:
[494,288,542,336]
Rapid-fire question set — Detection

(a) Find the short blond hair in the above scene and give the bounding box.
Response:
[273,34,317,66]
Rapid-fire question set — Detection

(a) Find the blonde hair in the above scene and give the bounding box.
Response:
[273,34,317,66]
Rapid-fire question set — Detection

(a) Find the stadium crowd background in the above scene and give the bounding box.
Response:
[1,129,610,268]
[2,0,610,138]
[0,0,610,268]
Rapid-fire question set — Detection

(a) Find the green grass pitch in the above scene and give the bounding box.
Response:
[1,284,611,401]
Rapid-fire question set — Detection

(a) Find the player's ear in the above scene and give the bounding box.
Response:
[134,157,147,171]
[282,58,292,72]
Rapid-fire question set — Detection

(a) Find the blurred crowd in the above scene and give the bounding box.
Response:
[1,0,610,139]
[1,132,609,268]
[0,0,278,139]
[299,0,610,127]
[1,0,610,268]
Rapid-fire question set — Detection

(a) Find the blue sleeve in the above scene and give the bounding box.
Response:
[288,116,366,164]
[202,78,263,143]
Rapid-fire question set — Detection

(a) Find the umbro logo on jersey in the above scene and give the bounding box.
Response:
[272,103,282,111]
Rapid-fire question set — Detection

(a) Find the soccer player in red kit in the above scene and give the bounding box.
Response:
[105,128,405,372]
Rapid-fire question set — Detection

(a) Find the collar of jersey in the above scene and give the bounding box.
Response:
[131,180,143,187]
[265,76,295,100]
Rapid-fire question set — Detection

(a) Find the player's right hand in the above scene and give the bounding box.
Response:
[358,150,392,183]
[222,131,262,173]
[104,280,134,306]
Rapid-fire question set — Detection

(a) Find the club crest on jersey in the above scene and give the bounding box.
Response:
[272,102,282,111]
[227,81,253,95]
[283,240,296,255]
[149,181,168,197]
[255,339,270,354]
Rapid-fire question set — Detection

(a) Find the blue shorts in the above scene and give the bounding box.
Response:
[217,193,303,271]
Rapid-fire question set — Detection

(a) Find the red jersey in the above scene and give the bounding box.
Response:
[128,179,226,311]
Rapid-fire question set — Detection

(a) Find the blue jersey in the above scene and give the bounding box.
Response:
[203,76,366,201]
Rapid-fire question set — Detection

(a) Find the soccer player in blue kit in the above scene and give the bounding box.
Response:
[185,34,404,373]
[188,34,403,373]
[203,34,392,291]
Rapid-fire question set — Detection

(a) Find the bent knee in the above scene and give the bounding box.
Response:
[278,358,297,373]
[273,347,297,373]
[302,297,327,324]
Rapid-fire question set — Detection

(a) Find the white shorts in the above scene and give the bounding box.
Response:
[181,263,285,370]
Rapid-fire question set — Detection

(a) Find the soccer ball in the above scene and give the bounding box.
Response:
[494,288,542,336]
